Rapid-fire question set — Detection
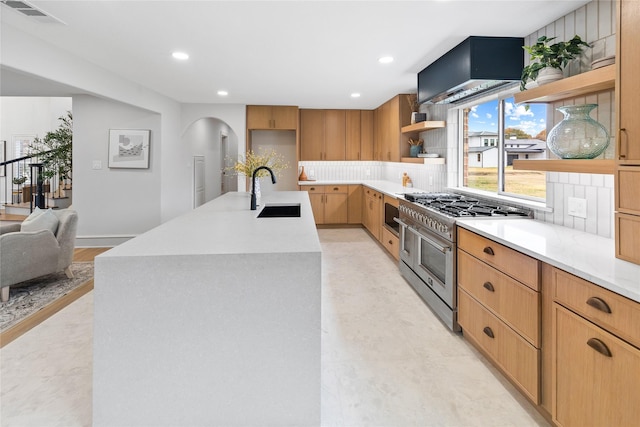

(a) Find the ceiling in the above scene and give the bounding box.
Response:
[1,0,591,109]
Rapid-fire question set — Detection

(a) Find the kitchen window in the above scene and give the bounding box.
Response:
[461,95,547,200]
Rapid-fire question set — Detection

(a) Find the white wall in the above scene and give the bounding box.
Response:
[2,21,184,241]
[0,97,72,203]
[182,117,238,204]
[251,130,298,193]
[73,95,162,246]
[181,104,246,191]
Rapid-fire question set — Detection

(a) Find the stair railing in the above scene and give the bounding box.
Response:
[0,150,64,213]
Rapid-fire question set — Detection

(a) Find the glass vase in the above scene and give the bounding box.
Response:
[546,104,610,159]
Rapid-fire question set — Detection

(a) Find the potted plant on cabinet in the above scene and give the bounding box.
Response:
[520,35,591,90]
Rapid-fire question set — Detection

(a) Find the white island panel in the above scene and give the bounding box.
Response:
[93,191,321,426]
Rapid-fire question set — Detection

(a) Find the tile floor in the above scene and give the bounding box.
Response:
[0,228,549,426]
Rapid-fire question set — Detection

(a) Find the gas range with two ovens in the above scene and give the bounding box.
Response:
[396,192,532,332]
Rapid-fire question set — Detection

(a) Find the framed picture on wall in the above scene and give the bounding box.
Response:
[0,140,5,176]
[108,129,150,169]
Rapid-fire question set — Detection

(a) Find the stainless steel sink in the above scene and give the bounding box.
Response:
[257,203,301,218]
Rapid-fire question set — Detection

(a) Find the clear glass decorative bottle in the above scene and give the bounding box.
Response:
[546,104,610,159]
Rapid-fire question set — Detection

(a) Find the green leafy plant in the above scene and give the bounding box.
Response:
[12,175,27,185]
[520,35,591,90]
[28,111,73,191]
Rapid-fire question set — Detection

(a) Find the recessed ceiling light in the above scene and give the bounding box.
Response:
[217,90,228,96]
[378,56,394,64]
[351,93,361,98]
[172,52,189,60]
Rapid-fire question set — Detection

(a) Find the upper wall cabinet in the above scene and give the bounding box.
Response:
[246,105,299,130]
[617,0,640,163]
[300,109,346,161]
[346,110,375,161]
[375,94,412,162]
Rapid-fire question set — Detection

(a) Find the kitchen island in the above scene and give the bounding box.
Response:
[93,191,321,426]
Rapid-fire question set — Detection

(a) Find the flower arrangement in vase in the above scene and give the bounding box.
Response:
[231,148,289,201]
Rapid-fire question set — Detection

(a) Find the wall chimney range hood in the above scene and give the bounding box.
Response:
[418,36,524,105]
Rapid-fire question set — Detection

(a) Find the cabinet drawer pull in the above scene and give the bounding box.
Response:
[310,187,316,191]
[388,240,393,245]
[483,326,495,339]
[483,246,495,256]
[333,187,339,191]
[587,338,612,357]
[586,297,612,314]
[483,282,495,292]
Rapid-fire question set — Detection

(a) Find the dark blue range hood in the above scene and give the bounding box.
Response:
[418,36,524,104]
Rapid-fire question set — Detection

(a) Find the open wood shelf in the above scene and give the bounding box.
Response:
[512,159,614,174]
[401,157,446,165]
[401,121,446,137]
[513,65,615,104]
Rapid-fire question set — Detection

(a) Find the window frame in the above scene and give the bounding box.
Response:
[456,87,547,204]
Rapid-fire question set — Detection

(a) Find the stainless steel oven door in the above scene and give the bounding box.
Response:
[413,225,455,308]
[397,218,417,268]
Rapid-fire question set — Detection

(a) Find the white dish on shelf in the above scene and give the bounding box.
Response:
[591,55,615,69]
[418,153,439,158]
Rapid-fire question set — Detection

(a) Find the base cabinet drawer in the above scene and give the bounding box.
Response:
[458,250,540,346]
[381,226,399,260]
[552,267,640,348]
[554,304,640,427]
[459,289,540,403]
[458,228,539,290]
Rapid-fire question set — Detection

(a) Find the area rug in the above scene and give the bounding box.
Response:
[0,262,94,341]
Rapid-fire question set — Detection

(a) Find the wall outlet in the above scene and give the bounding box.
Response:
[568,197,587,218]
[365,169,370,176]
[429,175,434,186]
[92,160,102,170]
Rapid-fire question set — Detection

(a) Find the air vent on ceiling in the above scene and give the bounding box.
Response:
[1,0,66,24]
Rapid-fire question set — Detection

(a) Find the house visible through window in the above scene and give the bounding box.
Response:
[462,96,547,199]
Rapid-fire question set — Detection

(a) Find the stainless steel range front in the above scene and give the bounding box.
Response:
[396,192,532,331]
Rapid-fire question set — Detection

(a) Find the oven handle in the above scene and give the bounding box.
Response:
[394,218,450,254]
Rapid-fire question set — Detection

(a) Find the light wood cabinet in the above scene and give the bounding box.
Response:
[362,186,382,241]
[457,228,539,290]
[458,250,540,346]
[617,0,640,163]
[346,110,375,160]
[301,185,347,224]
[381,227,399,261]
[247,105,298,130]
[615,0,640,264]
[458,289,540,403]
[553,306,640,426]
[549,265,640,426]
[374,95,412,162]
[347,185,362,224]
[300,109,346,160]
[457,228,541,404]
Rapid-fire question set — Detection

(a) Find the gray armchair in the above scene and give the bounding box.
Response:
[0,209,78,302]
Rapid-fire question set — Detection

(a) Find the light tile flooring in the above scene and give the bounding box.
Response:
[1,228,549,426]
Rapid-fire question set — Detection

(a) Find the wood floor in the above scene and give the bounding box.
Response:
[0,247,111,348]
[73,247,111,262]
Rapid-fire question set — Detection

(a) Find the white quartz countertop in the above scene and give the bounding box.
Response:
[99,191,321,258]
[298,179,426,199]
[457,218,640,303]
